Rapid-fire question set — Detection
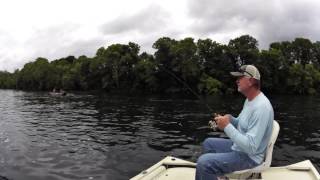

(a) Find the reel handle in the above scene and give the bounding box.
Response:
[208,113,222,131]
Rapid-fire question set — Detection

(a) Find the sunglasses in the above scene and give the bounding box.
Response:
[239,68,254,78]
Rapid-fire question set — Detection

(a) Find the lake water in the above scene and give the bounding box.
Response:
[0,90,319,180]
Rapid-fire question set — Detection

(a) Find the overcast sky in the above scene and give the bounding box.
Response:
[1,0,320,72]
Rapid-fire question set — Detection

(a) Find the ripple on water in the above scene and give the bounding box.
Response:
[0,91,320,179]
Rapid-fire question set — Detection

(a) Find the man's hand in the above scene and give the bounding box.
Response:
[214,114,230,130]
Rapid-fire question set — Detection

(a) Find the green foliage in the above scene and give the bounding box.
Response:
[1,35,320,95]
[197,39,234,91]
[228,35,259,65]
[0,71,17,88]
[198,74,222,95]
[256,48,288,93]
[133,53,158,92]
[95,42,140,91]
[286,63,320,95]
[16,58,59,90]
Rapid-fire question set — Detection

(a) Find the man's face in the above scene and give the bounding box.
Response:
[236,76,252,93]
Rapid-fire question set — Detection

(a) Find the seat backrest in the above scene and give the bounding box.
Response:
[227,120,280,175]
[261,120,280,168]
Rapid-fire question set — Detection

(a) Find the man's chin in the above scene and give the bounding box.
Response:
[237,88,246,95]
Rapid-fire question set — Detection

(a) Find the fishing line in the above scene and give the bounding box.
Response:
[158,65,218,130]
[158,65,213,112]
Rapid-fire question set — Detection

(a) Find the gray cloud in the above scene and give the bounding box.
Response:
[187,0,320,48]
[0,31,25,71]
[2,0,320,72]
[100,4,170,35]
[100,4,186,53]
[25,24,105,61]
[66,38,106,57]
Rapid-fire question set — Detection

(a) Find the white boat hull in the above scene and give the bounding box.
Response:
[131,156,320,180]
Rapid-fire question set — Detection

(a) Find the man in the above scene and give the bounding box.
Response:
[196,65,274,180]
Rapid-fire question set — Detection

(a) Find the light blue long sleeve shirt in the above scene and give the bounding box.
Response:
[224,92,274,164]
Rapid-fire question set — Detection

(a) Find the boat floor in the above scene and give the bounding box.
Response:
[131,156,320,180]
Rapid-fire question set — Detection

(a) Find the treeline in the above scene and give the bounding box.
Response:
[1,35,320,95]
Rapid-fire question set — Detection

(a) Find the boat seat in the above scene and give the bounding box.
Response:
[227,120,280,178]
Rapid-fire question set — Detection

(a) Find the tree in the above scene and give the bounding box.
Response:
[1,35,320,95]
[132,52,158,92]
[0,71,16,89]
[198,73,222,95]
[17,58,59,90]
[197,39,234,92]
[291,38,314,66]
[95,42,140,91]
[153,37,179,93]
[257,49,288,93]
[172,38,201,91]
[312,41,320,68]
[228,35,259,66]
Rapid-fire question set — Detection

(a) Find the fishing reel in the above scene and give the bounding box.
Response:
[208,113,221,131]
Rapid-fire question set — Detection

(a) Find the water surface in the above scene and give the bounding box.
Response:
[0,90,319,180]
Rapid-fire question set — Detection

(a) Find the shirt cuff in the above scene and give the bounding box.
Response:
[229,115,235,123]
[224,123,237,139]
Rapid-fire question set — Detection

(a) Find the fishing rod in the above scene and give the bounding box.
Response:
[158,65,213,112]
[158,65,219,130]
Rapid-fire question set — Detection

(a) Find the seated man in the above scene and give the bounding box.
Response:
[196,65,274,180]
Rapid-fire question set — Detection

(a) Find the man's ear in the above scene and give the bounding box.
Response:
[248,78,254,86]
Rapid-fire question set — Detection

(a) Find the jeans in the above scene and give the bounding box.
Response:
[195,138,259,180]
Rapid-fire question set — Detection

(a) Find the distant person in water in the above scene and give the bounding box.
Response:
[196,65,274,180]
[60,89,67,96]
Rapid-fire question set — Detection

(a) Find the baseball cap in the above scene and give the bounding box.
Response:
[230,65,260,80]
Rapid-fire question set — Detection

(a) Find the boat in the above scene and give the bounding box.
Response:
[130,156,320,180]
[131,120,320,180]
[49,92,67,96]
[49,90,67,96]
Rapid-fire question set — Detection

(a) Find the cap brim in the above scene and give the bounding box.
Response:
[230,72,244,77]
